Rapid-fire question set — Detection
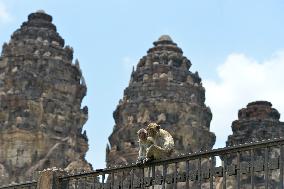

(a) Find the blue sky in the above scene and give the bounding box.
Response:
[0,0,284,169]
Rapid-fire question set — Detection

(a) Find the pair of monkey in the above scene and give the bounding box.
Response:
[137,123,174,164]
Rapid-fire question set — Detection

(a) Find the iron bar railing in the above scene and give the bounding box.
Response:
[0,181,37,189]
[57,137,284,189]
[2,137,284,189]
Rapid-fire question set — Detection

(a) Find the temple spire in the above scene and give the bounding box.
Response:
[107,35,215,166]
[0,11,91,185]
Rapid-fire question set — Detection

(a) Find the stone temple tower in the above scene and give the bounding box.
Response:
[107,35,216,166]
[0,11,91,184]
[227,101,284,146]
[224,102,284,188]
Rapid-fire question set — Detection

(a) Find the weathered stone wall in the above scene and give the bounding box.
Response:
[107,35,216,167]
[0,11,91,185]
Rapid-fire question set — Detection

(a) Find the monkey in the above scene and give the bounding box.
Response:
[136,128,154,164]
[145,123,174,162]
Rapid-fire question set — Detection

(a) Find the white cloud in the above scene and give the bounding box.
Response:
[0,1,11,23]
[204,50,284,148]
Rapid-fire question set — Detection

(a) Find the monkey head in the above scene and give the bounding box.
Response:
[146,123,160,137]
[137,128,147,141]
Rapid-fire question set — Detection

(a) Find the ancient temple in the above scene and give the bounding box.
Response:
[0,11,91,185]
[226,101,284,146]
[224,101,284,188]
[107,35,216,166]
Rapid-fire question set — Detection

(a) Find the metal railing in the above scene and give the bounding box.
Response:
[59,137,284,189]
[1,137,284,189]
[0,181,37,189]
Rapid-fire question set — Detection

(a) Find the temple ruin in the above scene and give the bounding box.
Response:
[0,11,91,185]
[106,35,216,167]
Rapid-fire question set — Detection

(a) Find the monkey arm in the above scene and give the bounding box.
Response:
[146,144,168,160]
[164,136,174,151]
[159,129,175,151]
[146,137,155,145]
[137,142,146,160]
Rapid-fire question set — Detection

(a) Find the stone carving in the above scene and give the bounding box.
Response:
[0,11,91,185]
[107,35,216,167]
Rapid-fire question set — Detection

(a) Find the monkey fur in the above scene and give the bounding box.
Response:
[145,123,174,161]
[137,129,154,163]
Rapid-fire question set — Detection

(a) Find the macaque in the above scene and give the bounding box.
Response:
[136,128,154,164]
[145,123,174,161]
